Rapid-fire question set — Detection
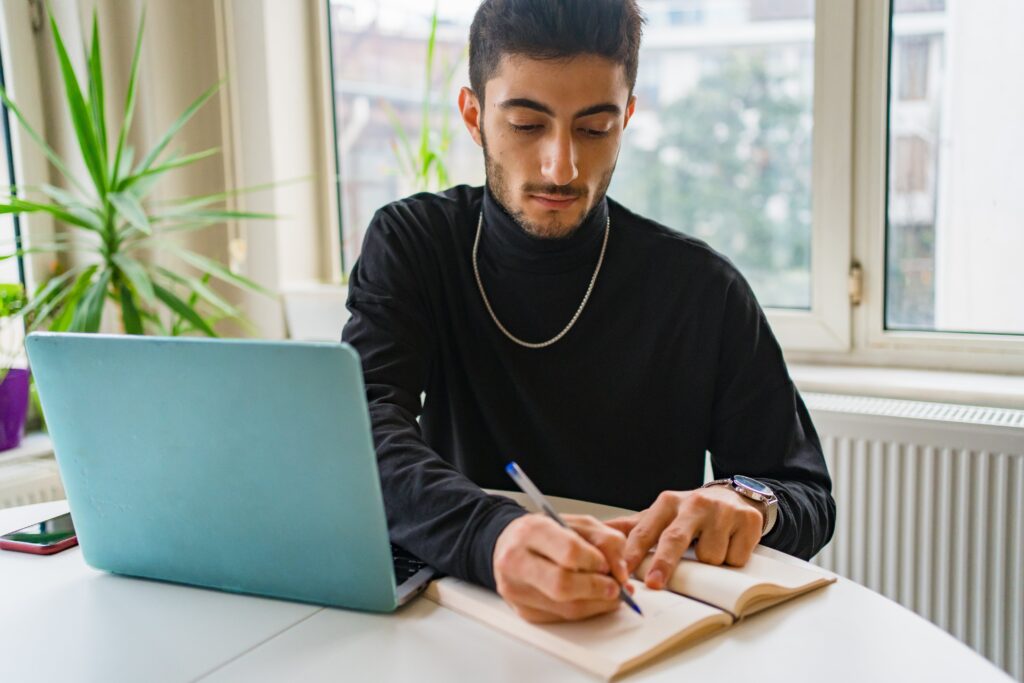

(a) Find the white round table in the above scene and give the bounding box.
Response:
[0,499,1013,682]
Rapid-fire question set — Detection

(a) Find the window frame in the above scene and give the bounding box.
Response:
[763,0,855,353]
[784,0,1024,374]
[315,0,1024,375]
[849,0,1024,374]
[0,0,56,292]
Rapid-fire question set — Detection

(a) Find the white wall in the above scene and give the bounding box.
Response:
[220,0,339,338]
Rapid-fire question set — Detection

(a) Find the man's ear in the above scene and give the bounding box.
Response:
[623,94,637,130]
[459,86,483,147]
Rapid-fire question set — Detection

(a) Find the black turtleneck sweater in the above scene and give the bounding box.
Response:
[342,185,835,589]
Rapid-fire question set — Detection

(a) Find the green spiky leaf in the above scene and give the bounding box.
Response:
[111,253,156,306]
[118,281,144,334]
[69,267,112,332]
[163,243,275,297]
[49,265,100,332]
[153,282,217,337]
[111,8,146,187]
[108,191,151,235]
[134,80,222,178]
[47,8,106,194]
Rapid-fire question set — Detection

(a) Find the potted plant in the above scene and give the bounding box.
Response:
[0,6,275,338]
[0,283,29,450]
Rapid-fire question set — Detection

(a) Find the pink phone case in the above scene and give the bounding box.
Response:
[0,534,79,555]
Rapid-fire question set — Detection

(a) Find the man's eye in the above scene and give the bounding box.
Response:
[581,128,610,138]
[510,124,541,134]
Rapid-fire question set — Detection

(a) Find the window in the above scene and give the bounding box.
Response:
[891,135,929,195]
[325,1,480,272]
[325,0,854,353]
[897,37,930,101]
[321,1,1024,371]
[611,0,816,310]
[885,0,1024,336]
[326,0,821,310]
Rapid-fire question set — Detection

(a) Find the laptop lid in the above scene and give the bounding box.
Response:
[26,332,407,612]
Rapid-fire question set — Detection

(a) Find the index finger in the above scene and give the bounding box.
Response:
[603,513,642,537]
[527,517,610,574]
[623,500,678,572]
[644,514,701,589]
[565,515,631,585]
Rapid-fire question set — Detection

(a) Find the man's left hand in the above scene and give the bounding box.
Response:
[604,487,765,590]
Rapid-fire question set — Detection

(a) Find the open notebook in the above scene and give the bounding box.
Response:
[426,494,836,680]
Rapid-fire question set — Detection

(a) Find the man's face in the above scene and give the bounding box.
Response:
[459,54,636,239]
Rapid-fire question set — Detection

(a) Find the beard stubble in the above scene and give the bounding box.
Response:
[481,126,617,239]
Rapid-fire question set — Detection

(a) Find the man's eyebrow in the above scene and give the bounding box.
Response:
[497,98,622,119]
[572,103,622,118]
[498,98,555,116]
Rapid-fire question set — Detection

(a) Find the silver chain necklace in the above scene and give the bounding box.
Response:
[471,210,610,349]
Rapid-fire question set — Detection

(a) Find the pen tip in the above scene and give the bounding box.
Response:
[622,590,643,616]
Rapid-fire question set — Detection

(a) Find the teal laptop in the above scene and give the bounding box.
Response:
[25,332,437,612]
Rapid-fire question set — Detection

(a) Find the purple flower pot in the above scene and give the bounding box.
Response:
[0,368,30,451]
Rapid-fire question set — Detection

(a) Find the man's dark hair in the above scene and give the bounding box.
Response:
[468,0,645,104]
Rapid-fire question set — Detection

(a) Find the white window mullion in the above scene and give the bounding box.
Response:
[768,0,855,353]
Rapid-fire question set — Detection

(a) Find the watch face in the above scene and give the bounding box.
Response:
[733,475,773,495]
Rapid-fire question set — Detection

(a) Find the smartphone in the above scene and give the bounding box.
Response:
[0,512,78,555]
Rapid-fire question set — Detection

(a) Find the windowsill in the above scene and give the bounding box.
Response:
[9,377,1021,438]
[0,432,53,466]
[789,364,1024,410]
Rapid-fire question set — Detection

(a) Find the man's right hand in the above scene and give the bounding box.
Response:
[491,513,634,623]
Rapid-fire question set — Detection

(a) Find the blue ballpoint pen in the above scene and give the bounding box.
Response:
[505,461,643,617]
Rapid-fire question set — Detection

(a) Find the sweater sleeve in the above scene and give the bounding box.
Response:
[341,208,527,588]
[706,271,836,560]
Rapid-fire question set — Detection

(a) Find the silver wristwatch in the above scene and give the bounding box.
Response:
[702,475,778,537]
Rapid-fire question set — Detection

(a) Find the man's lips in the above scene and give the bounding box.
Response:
[529,194,580,209]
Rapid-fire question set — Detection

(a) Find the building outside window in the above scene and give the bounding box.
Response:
[886,0,1024,335]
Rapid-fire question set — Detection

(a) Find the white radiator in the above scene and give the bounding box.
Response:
[0,458,65,509]
[805,392,1024,682]
[0,434,65,511]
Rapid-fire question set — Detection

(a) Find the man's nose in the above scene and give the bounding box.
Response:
[540,130,579,187]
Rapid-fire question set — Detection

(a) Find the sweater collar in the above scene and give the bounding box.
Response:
[478,184,609,274]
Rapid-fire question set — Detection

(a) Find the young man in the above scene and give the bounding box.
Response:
[342,0,835,624]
